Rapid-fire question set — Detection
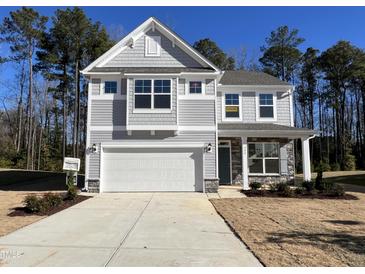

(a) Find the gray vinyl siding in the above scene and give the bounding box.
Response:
[90,100,126,126]
[178,78,186,95]
[178,100,215,126]
[91,79,100,95]
[104,29,203,68]
[88,130,217,179]
[276,92,291,126]
[217,91,291,125]
[128,78,177,125]
[205,79,215,95]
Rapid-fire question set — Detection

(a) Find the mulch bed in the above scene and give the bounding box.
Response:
[8,195,91,217]
[243,190,358,200]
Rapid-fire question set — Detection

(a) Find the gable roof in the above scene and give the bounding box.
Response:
[219,70,290,86]
[81,17,220,74]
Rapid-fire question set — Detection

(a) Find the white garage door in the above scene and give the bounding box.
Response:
[101,147,203,192]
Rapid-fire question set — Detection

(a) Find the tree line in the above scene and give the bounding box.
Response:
[0,7,364,172]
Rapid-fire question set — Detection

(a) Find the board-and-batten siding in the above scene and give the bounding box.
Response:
[90,100,126,126]
[217,91,291,125]
[178,100,215,126]
[128,78,177,125]
[104,29,203,68]
[178,79,185,95]
[88,131,216,179]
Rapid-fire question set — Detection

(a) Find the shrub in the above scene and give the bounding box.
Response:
[276,183,293,197]
[302,180,315,192]
[315,170,324,191]
[43,193,63,208]
[294,187,305,195]
[66,184,78,200]
[343,153,356,171]
[249,181,262,191]
[268,183,278,192]
[24,194,42,213]
[332,184,345,197]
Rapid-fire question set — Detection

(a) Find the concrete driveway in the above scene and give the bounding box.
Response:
[0,193,261,267]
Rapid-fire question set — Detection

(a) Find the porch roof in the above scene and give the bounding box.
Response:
[218,123,317,138]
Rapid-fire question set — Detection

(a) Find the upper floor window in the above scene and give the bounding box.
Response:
[248,143,280,175]
[223,93,241,120]
[189,81,202,94]
[104,81,117,94]
[257,93,276,120]
[134,79,171,109]
[145,36,161,57]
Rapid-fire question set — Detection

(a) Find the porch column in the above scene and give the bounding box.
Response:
[241,136,249,190]
[301,137,311,181]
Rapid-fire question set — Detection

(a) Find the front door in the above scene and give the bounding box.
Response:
[218,142,231,185]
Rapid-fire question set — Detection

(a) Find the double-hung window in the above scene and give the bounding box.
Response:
[189,81,202,94]
[104,81,117,94]
[135,80,152,108]
[134,79,171,109]
[224,93,241,120]
[248,143,280,174]
[258,93,275,119]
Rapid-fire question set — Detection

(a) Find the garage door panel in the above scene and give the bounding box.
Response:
[101,148,203,192]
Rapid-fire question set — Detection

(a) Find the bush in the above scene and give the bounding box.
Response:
[249,181,262,191]
[332,184,345,197]
[302,180,315,192]
[294,187,305,195]
[24,194,42,213]
[24,193,63,214]
[268,183,278,192]
[315,170,324,191]
[66,184,78,200]
[343,153,356,171]
[43,193,63,208]
[277,182,289,192]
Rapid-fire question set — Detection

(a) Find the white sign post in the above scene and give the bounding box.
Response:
[63,157,81,186]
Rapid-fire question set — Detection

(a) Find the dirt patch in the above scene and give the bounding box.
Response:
[210,192,365,266]
[0,191,90,237]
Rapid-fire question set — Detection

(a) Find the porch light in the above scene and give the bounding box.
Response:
[205,143,212,153]
[91,144,97,153]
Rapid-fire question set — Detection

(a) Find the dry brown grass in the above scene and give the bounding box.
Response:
[211,193,365,267]
[0,191,45,237]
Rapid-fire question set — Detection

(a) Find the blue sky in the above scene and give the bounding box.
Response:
[1,6,365,102]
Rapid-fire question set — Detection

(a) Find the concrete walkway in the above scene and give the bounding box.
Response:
[0,193,261,267]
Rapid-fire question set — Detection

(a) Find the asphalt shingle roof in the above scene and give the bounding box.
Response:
[218,123,316,135]
[219,70,290,86]
[89,67,214,73]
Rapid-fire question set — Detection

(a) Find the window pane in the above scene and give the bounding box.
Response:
[260,106,274,118]
[225,106,239,117]
[154,95,170,108]
[225,94,239,105]
[248,144,263,158]
[265,159,280,173]
[189,81,202,94]
[135,95,151,108]
[135,80,151,94]
[154,79,170,94]
[259,94,273,105]
[265,144,279,157]
[249,159,263,173]
[105,81,117,93]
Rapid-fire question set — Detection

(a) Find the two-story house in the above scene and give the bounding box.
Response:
[81,17,315,193]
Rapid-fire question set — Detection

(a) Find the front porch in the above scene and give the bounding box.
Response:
[217,123,316,190]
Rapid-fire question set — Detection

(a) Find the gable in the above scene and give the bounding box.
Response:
[103,29,203,68]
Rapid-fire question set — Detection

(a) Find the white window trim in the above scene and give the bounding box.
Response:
[256,91,277,122]
[184,78,206,95]
[145,35,161,57]
[222,92,242,122]
[248,142,280,176]
[133,79,172,113]
[98,78,124,99]
[188,80,205,95]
